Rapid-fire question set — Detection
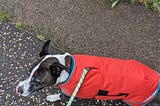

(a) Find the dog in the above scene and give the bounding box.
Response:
[16,40,160,106]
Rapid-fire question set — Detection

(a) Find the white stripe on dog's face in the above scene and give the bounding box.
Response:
[17,55,52,96]
[16,53,69,96]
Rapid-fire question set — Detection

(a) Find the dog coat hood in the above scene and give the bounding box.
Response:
[59,55,160,106]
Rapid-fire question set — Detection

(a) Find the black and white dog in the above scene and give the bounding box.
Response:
[16,40,160,106]
[16,40,70,102]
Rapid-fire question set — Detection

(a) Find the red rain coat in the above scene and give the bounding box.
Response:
[59,55,160,106]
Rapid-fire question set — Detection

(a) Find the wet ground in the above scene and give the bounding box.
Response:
[0,20,160,106]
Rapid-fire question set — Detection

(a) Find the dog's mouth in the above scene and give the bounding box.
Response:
[16,85,20,94]
[16,85,30,96]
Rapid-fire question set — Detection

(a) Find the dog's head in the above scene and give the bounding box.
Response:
[16,40,70,96]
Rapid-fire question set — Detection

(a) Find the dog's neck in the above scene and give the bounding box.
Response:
[55,70,69,85]
[54,53,72,85]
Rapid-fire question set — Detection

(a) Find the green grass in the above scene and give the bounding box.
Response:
[16,22,26,31]
[0,12,9,22]
[37,34,46,41]
[110,0,160,12]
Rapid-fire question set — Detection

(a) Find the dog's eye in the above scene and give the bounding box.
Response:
[32,78,40,83]
[36,79,41,83]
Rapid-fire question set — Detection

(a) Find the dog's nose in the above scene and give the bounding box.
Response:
[17,86,23,94]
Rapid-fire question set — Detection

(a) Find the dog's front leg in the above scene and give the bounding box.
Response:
[46,93,61,102]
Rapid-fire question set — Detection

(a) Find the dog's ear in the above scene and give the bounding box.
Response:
[49,63,63,76]
[65,55,72,69]
[39,40,51,57]
[49,62,69,76]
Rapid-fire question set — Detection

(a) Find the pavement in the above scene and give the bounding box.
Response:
[0,0,160,57]
[0,0,160,106]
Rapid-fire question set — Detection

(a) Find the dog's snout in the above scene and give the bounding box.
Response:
[16,86,23,94]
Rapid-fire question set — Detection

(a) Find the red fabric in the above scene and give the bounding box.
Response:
[59,55,160,105]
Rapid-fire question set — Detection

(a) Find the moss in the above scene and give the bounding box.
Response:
[0,11,9,22]
[16,22,26,31]
[37,35,46,41]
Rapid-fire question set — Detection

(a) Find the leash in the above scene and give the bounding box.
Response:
[66,68,93,106]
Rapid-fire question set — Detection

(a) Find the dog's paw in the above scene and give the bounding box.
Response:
[46,94,61,102]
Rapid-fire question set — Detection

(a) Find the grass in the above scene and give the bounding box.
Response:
[0,12,26,31]
[16,22,26,31]
[110,0,160,12]
[0,11,9,22]
[37,34,46,41]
